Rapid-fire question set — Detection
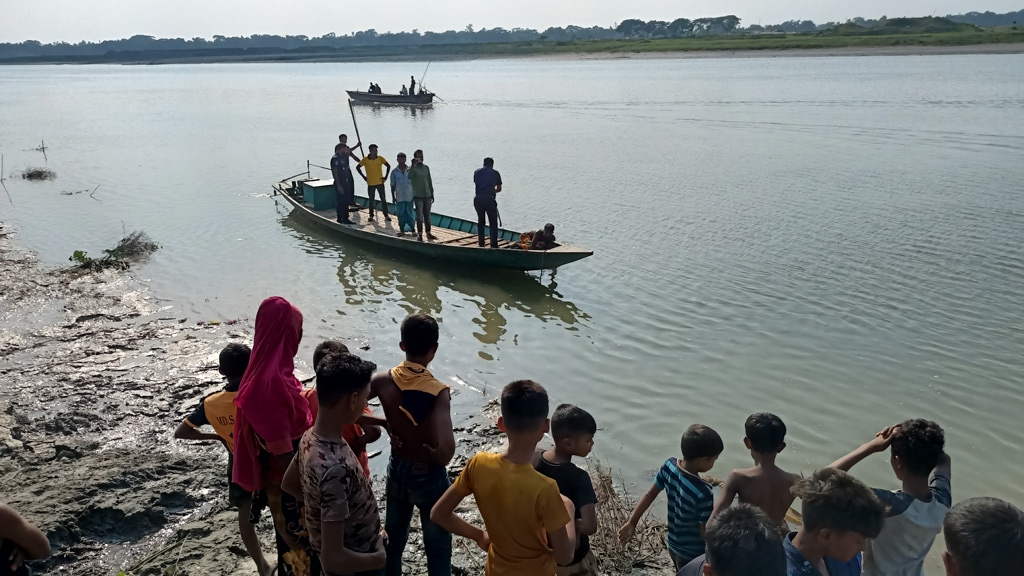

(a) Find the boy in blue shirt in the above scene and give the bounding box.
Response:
[785,468,885,576]
[618,424,724,570]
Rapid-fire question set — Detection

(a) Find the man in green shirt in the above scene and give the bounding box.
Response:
[408,149,436,241]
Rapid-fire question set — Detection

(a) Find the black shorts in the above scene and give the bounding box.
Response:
[226,455,252,509]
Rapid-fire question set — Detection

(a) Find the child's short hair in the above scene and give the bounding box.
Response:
[794,468,885,538]
[745,412,787,453]
[401,313,439,356]
[550,404,596,441]
[943,497,1024,576]
[313,340,349,371]
[680,424,724,460]
[891,419,945,477]
[500,380,549,433]
[219,343,251,379]
[315,352,377,408]
[704,503,786,576]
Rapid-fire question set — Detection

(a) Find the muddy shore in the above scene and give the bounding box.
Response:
[0,222,672,576]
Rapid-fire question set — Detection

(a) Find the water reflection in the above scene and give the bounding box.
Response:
[279,211,589,353]
[349,102,434,120]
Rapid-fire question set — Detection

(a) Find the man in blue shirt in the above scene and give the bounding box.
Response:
[784,468,885,576]
[472,157,502,248]
[677,503,785,576]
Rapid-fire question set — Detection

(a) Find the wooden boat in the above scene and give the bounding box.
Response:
[346,90,435,105]
[273,177,593,271]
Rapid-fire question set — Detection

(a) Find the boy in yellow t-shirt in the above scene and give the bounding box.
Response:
[357,144,391,223]
[431,380,576,576]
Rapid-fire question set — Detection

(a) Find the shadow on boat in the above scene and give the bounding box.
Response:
[278,209,589,344]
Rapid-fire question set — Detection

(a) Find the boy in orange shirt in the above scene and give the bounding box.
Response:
[175,343,271,576]
[431,380,577,575]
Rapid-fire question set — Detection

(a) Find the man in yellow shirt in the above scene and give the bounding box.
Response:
[431,380,576,576]
[357,144,392,223]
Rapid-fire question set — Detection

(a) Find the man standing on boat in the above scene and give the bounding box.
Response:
[357,144,392,223]
[473,157,502,248]
[332,134,361,225]
[409,149,436,242]
[409,76,416,97]
[390,152,415,235]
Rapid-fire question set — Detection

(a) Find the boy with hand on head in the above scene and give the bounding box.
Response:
[618,424,724,571]
[534,404,599,576]
[283,352,386,576]
[431,380,577,574]
[310,340,382,479]
[711,412,800,535]
[942,497,1024,576]
[677,503,786,576]
[370,314,454,576]
[174,343,272,576]
[829,419,951,576]
[785,468,886,576]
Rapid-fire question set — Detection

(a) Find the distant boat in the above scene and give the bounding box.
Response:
[346,90,436,105]
[273,176,593,271]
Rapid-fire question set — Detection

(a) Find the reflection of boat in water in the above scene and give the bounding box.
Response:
[273,177,594,271]
[347,90,435,106]
[277,209,590,346]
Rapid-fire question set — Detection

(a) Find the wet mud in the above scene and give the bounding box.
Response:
[0,222,671,576]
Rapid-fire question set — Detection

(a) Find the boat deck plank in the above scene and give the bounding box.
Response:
[314,206,518,249]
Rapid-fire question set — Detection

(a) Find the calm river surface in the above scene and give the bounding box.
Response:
[2,55,1023,520]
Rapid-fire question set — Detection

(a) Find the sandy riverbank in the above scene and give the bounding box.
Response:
[0,222,672,576]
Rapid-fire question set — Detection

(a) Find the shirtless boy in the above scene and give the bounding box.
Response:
[711,412,800,534]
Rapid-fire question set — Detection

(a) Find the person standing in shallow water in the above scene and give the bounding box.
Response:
[232,296,315,576]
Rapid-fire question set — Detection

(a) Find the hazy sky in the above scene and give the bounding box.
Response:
[2,0,1020,43]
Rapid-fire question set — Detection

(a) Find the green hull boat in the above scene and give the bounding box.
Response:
[273,177,593,271]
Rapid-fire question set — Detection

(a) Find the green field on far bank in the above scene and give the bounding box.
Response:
[460,27,1024,57]
[2,27,1023,65]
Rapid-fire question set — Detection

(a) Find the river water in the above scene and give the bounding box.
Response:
[2,55,1023,525]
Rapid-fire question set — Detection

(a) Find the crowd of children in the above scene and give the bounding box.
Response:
[5,295,1022,576]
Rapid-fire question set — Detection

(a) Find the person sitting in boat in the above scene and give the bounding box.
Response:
[518,224,556,250]
[400,85,408,96]
[367,82,375,93]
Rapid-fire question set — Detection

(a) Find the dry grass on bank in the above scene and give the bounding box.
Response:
[590,462,670,575]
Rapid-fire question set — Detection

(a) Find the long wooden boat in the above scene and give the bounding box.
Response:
[273,177,593,271]
[346,90,435,105]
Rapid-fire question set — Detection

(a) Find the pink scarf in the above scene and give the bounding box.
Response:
[232,296,311,491]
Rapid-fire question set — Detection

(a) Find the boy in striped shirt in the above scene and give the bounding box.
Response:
[618,424,724,571]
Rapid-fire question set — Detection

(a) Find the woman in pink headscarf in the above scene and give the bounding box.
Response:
[233,296,313,576]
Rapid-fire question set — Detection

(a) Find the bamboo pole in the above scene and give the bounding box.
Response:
[348,100,365,157]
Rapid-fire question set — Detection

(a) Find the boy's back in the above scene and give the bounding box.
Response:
[657,457,715,561]
[728,465,800,532]
[454,451,570,575]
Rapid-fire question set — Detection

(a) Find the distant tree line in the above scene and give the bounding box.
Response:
[0,10,1019,59]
